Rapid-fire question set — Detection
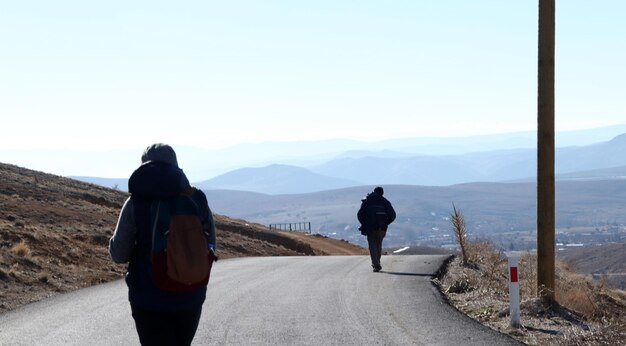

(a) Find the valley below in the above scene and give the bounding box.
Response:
[204,180,626,251]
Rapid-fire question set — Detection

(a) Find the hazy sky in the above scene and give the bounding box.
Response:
[1,1,625,151]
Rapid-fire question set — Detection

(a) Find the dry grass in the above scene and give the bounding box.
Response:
[11,240,31,257]
[437,243,626,345]
[436,206,626,345]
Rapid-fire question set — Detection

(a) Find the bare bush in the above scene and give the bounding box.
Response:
[11,240,31,257]
[474,242,507,286]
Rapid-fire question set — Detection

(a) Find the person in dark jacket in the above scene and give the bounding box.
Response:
[109,143,216,346]
[357,186,396,272]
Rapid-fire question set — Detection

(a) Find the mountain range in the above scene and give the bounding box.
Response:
[4,124,625,184]
[191,133,626,194]
[195,164,361,195]
[71,131,626,194]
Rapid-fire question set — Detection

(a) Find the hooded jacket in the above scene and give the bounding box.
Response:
[357,191,396,235]
[110,161,215,310]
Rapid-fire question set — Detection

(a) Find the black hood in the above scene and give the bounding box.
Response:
[128,161,190,199]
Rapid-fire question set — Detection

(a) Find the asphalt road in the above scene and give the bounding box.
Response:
[0,255,520,345]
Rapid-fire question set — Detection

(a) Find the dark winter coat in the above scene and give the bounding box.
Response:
[110,161,214,311]
[357,191,396,235]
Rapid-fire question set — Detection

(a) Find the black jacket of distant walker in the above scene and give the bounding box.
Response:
[357,191,396,235]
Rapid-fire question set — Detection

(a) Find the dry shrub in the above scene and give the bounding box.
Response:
[468,241,506,269]
[450,205,508,289]
[521,252,597,317]
[466,241,508,290]
[518,251,625,324]
[556,274,598,319]
[11,240,31,257]
[444,241,509,296]
[519,252,538,298]
[450,204,469,266]
[447,275,473,294]
[550,278,626,346]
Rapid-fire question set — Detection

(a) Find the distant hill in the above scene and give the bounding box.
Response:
[556,133,626,172]
[196,164,363,194]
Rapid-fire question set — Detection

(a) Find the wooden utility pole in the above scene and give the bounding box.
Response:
[537,0,556,304]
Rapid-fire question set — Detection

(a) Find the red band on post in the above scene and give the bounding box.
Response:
[510,267,518,283]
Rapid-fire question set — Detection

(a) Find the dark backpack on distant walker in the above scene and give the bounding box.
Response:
[150,193,215,292]
[359,198,390,234]
[374,209,389,231]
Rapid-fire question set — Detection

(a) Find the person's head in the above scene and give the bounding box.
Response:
[141,143,178,167]
[374,186,384,196]
[139,143,192,192]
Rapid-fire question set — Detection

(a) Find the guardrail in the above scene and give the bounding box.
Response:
[269,222,311,234]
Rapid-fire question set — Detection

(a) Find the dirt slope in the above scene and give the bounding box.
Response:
[0,163,364,314]
[558,243,626,289]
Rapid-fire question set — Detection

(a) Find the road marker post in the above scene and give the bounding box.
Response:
[508,255,521,328]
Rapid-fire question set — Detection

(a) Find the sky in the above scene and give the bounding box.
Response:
[1,1,625,155]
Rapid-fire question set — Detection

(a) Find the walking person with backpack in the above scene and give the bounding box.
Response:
[357,186,396,272]
[109,143,217,346]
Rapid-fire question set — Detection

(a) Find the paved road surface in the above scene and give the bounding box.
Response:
[0,255,520,345]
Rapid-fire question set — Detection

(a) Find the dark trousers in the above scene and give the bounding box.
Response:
[367,229,386,268]
[131,305,202,346]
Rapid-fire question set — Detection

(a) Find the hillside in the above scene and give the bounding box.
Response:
[0,163,365,314]
[559,243,626,289]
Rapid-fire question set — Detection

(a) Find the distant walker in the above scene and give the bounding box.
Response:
[357,186,396,272]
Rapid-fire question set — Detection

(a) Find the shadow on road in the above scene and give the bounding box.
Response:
[382,271,433,277]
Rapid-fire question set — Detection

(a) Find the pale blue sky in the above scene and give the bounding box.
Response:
[1,1,625,152]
